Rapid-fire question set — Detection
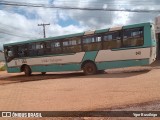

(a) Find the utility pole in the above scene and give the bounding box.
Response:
[38,23,50,38]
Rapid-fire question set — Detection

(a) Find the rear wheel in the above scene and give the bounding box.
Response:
[24,65,32,76]
[41,72,46,75]
[83,62,97,75]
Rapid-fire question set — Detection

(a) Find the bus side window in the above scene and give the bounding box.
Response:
[36,43,44,49]
[83,36,102,51]
[18,45,28,57]
[8,49,13,57]
[6,47,16,62]
[28,43,37,56]
[62,37,82,53]
[44,41,51,55]
[51,41,62,54]
[95,36,102,42]
[36,42,44,56]
[103,31,122,49]
[123,28,144,47]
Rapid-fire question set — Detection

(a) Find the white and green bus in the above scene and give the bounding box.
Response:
[3,22,157,76]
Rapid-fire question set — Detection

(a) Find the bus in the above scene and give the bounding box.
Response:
[3,22,157,76]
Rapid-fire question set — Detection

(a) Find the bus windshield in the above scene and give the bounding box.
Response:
[4,46,16,62]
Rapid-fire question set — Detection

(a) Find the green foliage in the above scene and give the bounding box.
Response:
[0,65,6,71]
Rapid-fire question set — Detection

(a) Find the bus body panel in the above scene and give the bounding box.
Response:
[7,64,81,73]
[149,46,156,64]
[82,51,98,62]
[7,58,150,73]
[96,59,149,70]
[95,47,150,62]
[7,52,85,67]
[7,67,21,73]
[31,64,81,72]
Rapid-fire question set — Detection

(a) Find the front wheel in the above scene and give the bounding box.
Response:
[24,65,32,76]
[83,62,97,75]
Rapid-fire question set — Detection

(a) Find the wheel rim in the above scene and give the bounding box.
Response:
[83,62,97,75]
[88,67,93,73]
[86,65,94,74]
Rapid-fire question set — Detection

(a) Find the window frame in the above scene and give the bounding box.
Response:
[62,37,82,53]
[50,40,62,54]
[102,31,122,50]
[17,44,28,57]
[4,45,18,62]
[82,35,103,51]
[35,42,44,50]
[122,27,144,47]
[103,31,122,42]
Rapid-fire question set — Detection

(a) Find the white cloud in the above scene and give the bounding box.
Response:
[0,0,160,51]
[113,12,131,25]
[0,3,87,50]
[103,4,108,10]
[0,10,33,48]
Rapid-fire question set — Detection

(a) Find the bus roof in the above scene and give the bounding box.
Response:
[3,22,151,47]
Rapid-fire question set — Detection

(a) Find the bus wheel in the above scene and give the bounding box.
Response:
[83,62,97,75]
[24,65,32,76]
[41,72,46,75]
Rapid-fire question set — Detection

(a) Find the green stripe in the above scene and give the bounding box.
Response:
[82,51,98,62]
[8,64,81,73]
[31,64,81,72]
[95,29,109,34]
[123,22,150,29]
[96,59,149,70]
[7,67,20,73]
[111,46,150,51]
[8,59,150,73]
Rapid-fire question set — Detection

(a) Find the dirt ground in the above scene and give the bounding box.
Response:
[0,61,160,119]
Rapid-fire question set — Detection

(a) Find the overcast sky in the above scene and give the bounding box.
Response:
[0,0,160,50]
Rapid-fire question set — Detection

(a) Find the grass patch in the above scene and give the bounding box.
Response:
[0,65,6,71]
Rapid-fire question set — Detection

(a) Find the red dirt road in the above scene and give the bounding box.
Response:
[0,65,160,112]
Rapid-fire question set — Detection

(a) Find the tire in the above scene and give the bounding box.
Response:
[83,62,97,75]
[41,72,46,75]
[24,65,32,76]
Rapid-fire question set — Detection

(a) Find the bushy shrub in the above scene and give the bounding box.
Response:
[0,65,6,71]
